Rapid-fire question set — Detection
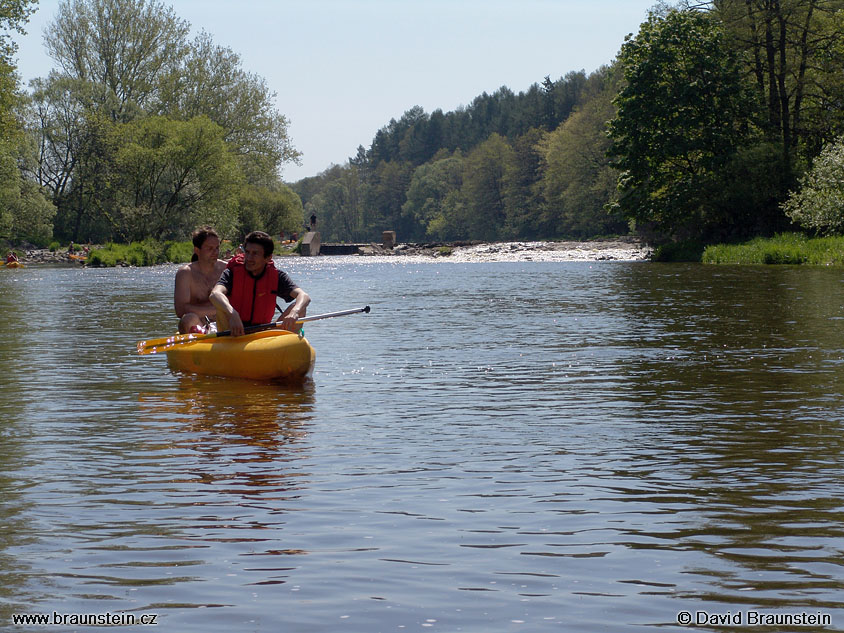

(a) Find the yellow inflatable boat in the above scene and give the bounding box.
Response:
[166,329,315,381]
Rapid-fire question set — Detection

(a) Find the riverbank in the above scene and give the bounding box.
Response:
[12,238,652,266]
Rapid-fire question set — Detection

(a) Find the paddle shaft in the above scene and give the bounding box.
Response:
[137,306,370,355]
[215,306,370,338]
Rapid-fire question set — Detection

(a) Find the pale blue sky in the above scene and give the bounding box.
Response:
[14,0,659,182]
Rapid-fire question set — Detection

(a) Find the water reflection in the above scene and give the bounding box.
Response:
[592,264,844,613]
[137,375,315,500]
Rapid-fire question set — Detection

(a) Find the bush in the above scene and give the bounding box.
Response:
[783,136,844,234]
[165,241,193,263]
[87,239,177,267]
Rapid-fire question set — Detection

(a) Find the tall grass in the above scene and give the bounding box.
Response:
[702,233,844,266]
[87,240,194,267]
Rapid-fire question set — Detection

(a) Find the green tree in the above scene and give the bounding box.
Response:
[541,66,627,238]
[44,0,189,120]
[156,32,300,184]
[236,183,303,240]
[0,1,54,244]
[401,152,464,240]
[709,0,844,161]
[502,128,544,239]
[608,9,757,242]
[111,115,240,240]
[0,0,37,66]
[461,133,512,241]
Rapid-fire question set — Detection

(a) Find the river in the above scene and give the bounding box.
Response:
[1,258,843,632]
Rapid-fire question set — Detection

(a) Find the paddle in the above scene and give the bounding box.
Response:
[137,305,371,355]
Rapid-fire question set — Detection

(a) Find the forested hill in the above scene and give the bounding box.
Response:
[291,67,630,244]
[294,2,844,250]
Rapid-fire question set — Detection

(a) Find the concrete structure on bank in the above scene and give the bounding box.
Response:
[300,232,320,256]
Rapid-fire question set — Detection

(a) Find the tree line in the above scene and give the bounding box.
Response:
[2,0,844,250]
[294,0,844,248]
[1,0,303,247]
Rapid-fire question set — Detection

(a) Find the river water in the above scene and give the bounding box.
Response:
[1,258,843,633]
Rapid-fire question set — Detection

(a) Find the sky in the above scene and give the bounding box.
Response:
[13,0,660,182]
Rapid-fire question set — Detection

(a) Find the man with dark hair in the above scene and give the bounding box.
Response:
[174,226,227,333]
[210,230,310,337]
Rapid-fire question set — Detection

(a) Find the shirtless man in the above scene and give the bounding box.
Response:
[174,227,227,333]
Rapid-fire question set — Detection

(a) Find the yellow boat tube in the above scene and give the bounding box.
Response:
[166,329,315,381]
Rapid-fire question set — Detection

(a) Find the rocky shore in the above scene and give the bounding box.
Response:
[9,238,651,266]
[13,248,89,264]
[358,238,651,262]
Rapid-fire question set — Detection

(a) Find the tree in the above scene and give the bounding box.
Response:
[608,9,758,242]
[539,65,627,238]
[461,134,512,241]
[111,115,241,240]
[0,0,37,66]
[709,0,844,162]
[502,128,544,239]
[156,31,300,184]
[401,153,464,240]
[236,183,303,240]
[783,135,844,233]
[44,0,189,120]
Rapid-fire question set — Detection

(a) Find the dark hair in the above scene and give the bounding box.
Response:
[191,226,219,261]
[244,230,274,257]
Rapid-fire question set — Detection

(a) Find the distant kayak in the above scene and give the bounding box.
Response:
[4,261,23,268]
[166,328,315,381]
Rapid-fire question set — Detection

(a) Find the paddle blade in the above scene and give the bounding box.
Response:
[137,331,212,355]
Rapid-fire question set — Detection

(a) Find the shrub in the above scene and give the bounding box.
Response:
[783,136,844,234]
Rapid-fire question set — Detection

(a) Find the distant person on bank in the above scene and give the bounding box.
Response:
[174,227,227,333]
[210,230,310,337]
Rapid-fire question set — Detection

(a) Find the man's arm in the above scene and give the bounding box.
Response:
[278,288,310,332]
[174,266,216,319]
[209,282,245,336]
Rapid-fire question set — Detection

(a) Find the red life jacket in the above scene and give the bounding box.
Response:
[226,254,279,324]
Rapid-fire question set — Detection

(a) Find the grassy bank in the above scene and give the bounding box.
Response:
[702,233,844,266]
[87,240,194,267]
[87,238,300,267]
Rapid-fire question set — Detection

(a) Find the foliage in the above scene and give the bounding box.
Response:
[540,65,627,238]
[783,136,844,234]
[155,31,300,184]
[401,153,464,241]
[461,134,512,241]
[164,240,193,263]
[711,0,844,162]
[608,8,758,243]
[236,183,303,241]
[0,0,37,64]
[44,0,190,119]
[111,115,241,241]
[702,233,844,266]
[20,0,301,245]
[87,238,194,266]
[651,240,705,263]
